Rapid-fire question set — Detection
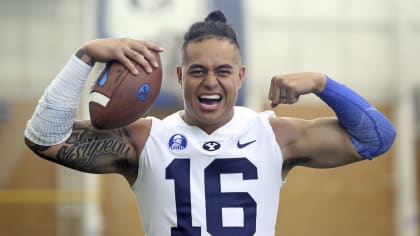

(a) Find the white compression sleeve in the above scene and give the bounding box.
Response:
[25,55,92,146]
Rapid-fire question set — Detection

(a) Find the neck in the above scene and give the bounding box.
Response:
[179,110,234,135]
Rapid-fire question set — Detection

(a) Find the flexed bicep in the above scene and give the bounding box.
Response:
[271,117,364,178]
[290,118,365,168]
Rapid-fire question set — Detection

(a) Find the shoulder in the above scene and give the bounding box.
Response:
[268,115,312,158]
[234,107,306,146]
[234,106,272,122]
[127,117,154,151]
[230,107,274,132]
[129,111,183,142]
[269,116,308,138]
[233,106,258,118]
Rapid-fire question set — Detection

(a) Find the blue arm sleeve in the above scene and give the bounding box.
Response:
[316,76,396,159]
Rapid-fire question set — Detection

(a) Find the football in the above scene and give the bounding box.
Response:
[89,53,162,129]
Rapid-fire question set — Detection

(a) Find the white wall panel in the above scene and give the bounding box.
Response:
[297,0,343,19]
[246,0,297,19]
[244,0,419,106]
[406,31,420,86]
[295,31,344,77]
[345,0,392,21]
[344,31,394,98]
[0,0,93,101]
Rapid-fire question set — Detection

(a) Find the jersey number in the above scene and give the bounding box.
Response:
[166,158,258,236]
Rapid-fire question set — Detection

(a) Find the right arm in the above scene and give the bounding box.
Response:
[24,38,163,185]
[25,119,151,185]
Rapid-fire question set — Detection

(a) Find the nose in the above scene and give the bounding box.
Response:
[202,72,218,89]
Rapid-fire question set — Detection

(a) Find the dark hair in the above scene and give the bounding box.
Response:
[181,10,240,63]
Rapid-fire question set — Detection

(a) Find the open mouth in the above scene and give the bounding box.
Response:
[198,94,222,105]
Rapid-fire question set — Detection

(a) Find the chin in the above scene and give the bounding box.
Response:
[200,107,233,123]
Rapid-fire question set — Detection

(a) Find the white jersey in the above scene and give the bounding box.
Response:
[132,106,284,236]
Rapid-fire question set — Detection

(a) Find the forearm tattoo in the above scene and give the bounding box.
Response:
[56,122,133,173]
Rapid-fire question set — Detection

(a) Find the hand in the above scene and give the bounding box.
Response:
[268,72,327,107]
[79,38,164,75]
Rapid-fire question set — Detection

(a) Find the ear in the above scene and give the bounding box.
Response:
[176,65,183,87]
[238,66,246,89]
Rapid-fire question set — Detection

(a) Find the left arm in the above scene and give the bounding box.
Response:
[268,72,396,177]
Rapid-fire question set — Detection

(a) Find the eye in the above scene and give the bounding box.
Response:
[216,69,232,77]
[189,69,206,77]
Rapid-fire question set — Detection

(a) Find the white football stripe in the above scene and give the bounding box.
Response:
[90,92,110,107]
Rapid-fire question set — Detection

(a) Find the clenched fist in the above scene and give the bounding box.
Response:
[268,72,327,107]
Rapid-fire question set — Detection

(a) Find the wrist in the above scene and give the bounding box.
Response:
[25,54,92,146]
[75,47,95,66]
[314,73,327,94]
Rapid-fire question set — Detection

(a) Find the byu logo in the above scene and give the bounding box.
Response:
[202,141,221,151]
[169,134,187,152]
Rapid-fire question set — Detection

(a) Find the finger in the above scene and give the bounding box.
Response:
[271,101,280,108]
[279,87,288,104]
[131,43,161,68]
[286,88,298,104]
[268,77,281,105]
[127,49,152,74]
[268,78,275,100]
[116,52,139,75]
[143,41,164,52]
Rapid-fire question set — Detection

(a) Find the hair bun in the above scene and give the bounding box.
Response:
[205,10,227,23]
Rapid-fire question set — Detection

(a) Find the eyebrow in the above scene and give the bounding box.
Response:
[188,64,206,70]
[188,64,233,70]
[215,64,233,70]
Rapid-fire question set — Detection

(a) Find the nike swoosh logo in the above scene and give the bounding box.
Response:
[237,140,256,148]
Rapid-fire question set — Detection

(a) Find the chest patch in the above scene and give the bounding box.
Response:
[202,141,221,151]
[168,134,187,152]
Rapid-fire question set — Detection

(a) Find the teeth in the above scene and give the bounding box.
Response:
[199,94,221,100]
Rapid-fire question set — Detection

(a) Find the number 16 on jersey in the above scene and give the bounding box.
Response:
[166,158,258,236]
